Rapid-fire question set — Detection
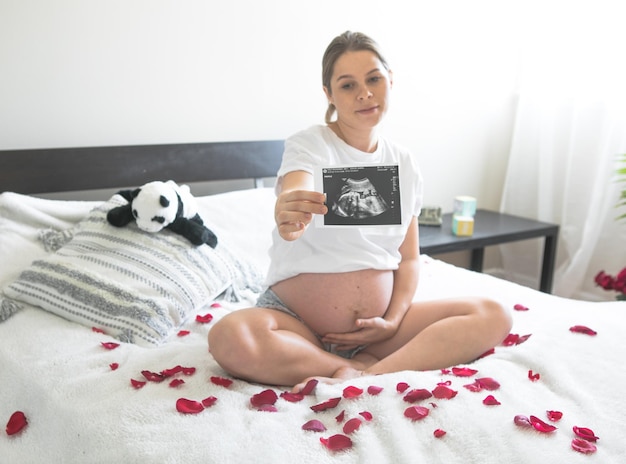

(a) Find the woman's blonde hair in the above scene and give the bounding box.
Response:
[322,31,390,124]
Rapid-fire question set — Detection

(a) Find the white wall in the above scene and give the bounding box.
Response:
[0,0,522,213]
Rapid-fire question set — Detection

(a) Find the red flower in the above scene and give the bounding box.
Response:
[594,267,626,296]
[5,411,28,435]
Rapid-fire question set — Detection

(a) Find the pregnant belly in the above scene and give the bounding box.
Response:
[271,269,394,335]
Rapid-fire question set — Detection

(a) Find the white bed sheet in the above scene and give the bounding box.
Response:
[1,188,625,463]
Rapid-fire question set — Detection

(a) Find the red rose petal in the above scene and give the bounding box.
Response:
[367,385,383,395]
[320,434,353,452]
[176,398,204,414]
[502,333,520,346]
[569,325,597,336]
[342,418,362,434]
[195,313,213,324]
[311,397,341,412]
[6,411,28,435]
[528,370,541,381]
[483,395,501,405]
[101,342,120,350]
[130,379,146,389]
[210,302,222,308]
[529,415,558,433]
[250,389,278,407]
[404,405,429,421]
[476,377,500,390]
[202,396,218,408]
[513,303,529,311]
[432,384,458,399]
[177,330,190,337]
[210,376,233,388]
[302,419,326,432]
[169,379,185,388]
[256,404,278,412]
[546,410,563,421]
[573,426,599,442]
[403,388,433,403]
[343,385,363,399]
[451,366,478,377]
[572,438,597,454]
[335,410,345,423]
[142,370,165,382]
[396,382,410,393]
[434,428,447,438]
[514,415,532,428]
[92,327,105,333]
[280,392,304,403]
[516,334,532,344]
[299,378,319,395]
[109,363,119,371]
[463,380,483,392]
[359,411,373,421]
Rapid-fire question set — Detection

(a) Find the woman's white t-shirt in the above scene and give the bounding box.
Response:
[265,125,423,286]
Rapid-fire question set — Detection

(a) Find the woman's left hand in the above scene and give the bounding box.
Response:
[322,317,398,351]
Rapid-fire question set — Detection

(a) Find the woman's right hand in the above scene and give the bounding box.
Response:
[275,189,327,241]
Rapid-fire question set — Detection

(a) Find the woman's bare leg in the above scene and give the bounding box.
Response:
[293,297,511,391]
[208,307,375,386]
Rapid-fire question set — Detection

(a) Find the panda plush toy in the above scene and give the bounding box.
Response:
[106,180,218,248]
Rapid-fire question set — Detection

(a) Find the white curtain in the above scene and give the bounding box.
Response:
[499,4,626,301]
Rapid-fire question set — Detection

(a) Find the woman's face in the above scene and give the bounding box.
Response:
[325,50,393,131]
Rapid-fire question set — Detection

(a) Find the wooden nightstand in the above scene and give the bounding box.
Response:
[419,209,559,293]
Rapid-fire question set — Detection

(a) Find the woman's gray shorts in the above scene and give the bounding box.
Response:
[256,288,366,360]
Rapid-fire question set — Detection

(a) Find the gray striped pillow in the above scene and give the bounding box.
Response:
[3,194,262,347]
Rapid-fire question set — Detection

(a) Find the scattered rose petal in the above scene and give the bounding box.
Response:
[142,370,165,382]
[109,363,119,371]
[359,411,373,421]
[343,385,363,399]
[516,334,532,344]
[403,388,433,403]
[528,370,541,381]
[300,379,319,395]
[280,392,304,403]
[396,382,410,393]
[571,438,597,454]
[92,327,105,333]
[573,426,599,442]
[367,385,383,395]
[502,333,520,346]
[483,395,501,405]
[250,389,278,408]
[177,330,190,337]
[101,342,120,350]
[256,404,278,412]
[546,410,563,421]
[529,415,558,433]
[434,428,447,438]
[569,325,597,336]
[210,376,233,388]
[335,410,345,423]
[210,302,222,308]
[176,398,204,414]
[451,366,478,377]
[320,434,352,452]
[463,381,483,392]
[130,379,146,389]
[6,411,28,435]
[195,313,213,324]
[302,419,326,432]
[202,396,218,408]
[513,303,529,311]
[404,406,429,421]
[311,397,341,412]
[514,415,532,428]
[476,377,500,391]
[342,418,362,434]
[169,379,185,388]
[432,384,458,399]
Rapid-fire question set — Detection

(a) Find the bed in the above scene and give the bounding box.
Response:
[1,141,624,463]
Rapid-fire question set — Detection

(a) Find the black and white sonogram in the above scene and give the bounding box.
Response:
[319,165,401,226]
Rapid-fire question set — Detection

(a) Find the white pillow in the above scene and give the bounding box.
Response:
[2,193,263,347]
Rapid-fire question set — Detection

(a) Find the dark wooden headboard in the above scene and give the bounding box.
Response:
[0,140,284,194]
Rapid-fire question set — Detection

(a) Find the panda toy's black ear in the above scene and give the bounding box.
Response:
[107,204,134,227]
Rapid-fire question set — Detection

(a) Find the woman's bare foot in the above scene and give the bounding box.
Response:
[291,352,378,393]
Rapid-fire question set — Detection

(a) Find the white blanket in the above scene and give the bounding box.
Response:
[1,189,625,463]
